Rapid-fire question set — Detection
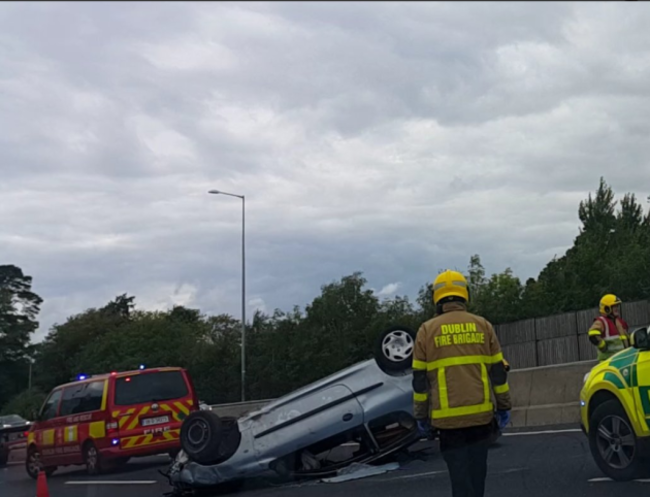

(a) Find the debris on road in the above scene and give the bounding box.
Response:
[320,462,400,483]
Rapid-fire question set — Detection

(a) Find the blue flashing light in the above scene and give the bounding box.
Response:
[77,374,87,381]
[111,438,119,446]
[139,364,146,370]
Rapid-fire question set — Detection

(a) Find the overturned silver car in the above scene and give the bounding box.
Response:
[166,325,502,493]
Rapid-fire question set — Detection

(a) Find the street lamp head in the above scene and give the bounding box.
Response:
[208,190,221,195]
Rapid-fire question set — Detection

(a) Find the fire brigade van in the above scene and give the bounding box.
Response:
[26,366,198,479]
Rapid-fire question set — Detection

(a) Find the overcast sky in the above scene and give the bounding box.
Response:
[2,2,650,342]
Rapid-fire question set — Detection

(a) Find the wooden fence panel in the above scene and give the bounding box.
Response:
[578,334,598,361]
[502,342,537,369]
[536,336,580,366]
[622,300,650,328]
[535,312,577,340]
[495,319,535,345]
[576,308,598,335]
[491,300,648,370]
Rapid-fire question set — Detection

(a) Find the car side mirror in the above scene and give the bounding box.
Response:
[631,327,650,350]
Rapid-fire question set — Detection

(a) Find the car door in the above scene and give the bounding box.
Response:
[36,389,63,465]
[252,384,363,461]
[632,347,650,436]
[56,382,101,465]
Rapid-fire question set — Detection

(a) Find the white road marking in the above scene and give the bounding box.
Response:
[389,470,447,480]
[588,477,650,483]
[372,466,528,483]
[503,429,583,437]
[65,480,157,485]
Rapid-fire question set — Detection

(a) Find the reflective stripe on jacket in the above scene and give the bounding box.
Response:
[412,302,512,430]
[588,316,629,360]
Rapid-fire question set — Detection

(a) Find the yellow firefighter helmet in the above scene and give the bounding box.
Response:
[433,270,469,305]
[599,294,622,316]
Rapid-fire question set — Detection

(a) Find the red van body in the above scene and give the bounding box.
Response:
[26,367,198,478]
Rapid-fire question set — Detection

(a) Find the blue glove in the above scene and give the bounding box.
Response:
[417,420,432,438]
[495,410,511,430]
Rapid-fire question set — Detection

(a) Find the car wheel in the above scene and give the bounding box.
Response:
[589,399,641,481]
[375,325,417,373]
[83,441,104,476]
[180,411,224,464]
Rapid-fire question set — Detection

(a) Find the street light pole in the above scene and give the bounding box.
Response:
[208,189,246,402]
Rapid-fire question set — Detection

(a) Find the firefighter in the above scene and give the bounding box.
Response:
[412,269,512,497]
[588,294,629,362]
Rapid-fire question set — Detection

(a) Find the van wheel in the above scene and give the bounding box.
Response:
[83,441,104,476]
[25,447,55,480]
[180,411,223,464]
[375,326,417,374]
[589,399,641,481]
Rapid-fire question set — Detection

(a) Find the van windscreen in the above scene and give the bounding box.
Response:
[114,371,188,406]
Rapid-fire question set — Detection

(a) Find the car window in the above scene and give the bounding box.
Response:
[114,371,188,406]
[40,389,63,421]
[59,381,105,416]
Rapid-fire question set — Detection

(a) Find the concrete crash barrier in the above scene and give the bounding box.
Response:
[209,399,272,418]
[210,360,598,428]
[508,359,597,427]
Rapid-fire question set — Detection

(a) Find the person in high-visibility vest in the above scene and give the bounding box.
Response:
[412,270,512,497]
[588,294,629,362]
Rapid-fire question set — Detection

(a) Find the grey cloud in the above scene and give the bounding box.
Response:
[2,2,650,340]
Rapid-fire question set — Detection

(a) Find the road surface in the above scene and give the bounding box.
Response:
[3,426,649,497]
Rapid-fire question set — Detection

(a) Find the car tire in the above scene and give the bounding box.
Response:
[589,399,641,481]
[83,441,104,476]
[180,410,224,464]
[375,325,417,374]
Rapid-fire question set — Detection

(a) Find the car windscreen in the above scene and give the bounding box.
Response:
[114,371,189,406]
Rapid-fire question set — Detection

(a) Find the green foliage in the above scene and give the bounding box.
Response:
[1,388,47,419]
[0,265,42,412]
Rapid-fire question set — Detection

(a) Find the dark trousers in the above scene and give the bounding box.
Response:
[438,422,495,497]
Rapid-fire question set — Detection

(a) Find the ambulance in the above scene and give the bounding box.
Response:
[26,366,198,479]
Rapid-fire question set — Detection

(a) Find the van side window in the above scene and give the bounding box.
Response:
[40,389,63,421]
[59,384,86,416]
[81,381,104,412]
[60,381,105,416]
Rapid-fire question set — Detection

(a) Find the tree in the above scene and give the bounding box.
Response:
[33,294,137,391]
[0,265,42,410]
[0,265,42,361]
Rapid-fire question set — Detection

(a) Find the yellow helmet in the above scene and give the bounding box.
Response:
[599,294,622,316]
[433,270,469,305]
